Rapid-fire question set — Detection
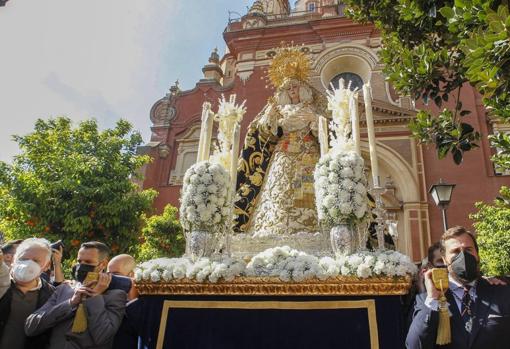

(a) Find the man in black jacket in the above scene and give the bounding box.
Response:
[406,226,510,349]
[0,238,55,349]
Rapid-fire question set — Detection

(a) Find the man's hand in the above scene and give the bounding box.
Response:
[52,246,63,265]
[70,286,93,306]
[88,273,111,297]
[424,269,442,300]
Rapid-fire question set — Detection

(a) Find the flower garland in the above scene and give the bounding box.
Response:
[135,247,417,284]
[314,151,369,227]
[180,161,232,232]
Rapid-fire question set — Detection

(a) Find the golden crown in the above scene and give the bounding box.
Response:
[267,44,311,88]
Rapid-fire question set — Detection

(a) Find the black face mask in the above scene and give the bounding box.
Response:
[449,250,479,283]
[72,263,97,283]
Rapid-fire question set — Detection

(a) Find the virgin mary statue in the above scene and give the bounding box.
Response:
[234,47,328,236]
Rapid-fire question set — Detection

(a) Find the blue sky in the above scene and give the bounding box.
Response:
[0,0,252,162]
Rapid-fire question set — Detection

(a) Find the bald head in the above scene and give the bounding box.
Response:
[107,254,136,277]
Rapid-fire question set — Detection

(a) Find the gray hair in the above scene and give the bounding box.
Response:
[14,238,52,263]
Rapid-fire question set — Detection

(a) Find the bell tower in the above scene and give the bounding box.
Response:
[260,0,290,15]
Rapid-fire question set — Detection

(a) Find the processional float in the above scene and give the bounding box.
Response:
[134,45,415,349]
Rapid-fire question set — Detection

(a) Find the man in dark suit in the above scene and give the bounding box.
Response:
[406,226,510,349]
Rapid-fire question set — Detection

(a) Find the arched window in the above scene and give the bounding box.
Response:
[307,2,316,12]
[329,72,364,91]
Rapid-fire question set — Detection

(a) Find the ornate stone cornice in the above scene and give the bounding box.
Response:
[136,276,412,296]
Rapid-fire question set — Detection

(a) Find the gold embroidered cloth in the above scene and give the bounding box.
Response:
[247,105,320,236]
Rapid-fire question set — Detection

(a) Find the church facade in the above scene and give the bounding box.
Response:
[140,0,510,261]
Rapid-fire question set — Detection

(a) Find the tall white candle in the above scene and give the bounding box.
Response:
[197,102,211,162]
[230,123,241,192]
[318,116,329,156]
[201,109,215,162]
[350,93,361,155]
[363,83,380,187]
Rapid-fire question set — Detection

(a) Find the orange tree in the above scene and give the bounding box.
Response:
[138,204,185,260]
[0,117,157,259]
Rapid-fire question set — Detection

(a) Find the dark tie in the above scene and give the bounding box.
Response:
[461,286,473,333]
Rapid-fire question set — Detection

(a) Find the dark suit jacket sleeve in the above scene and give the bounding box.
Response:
[85,289,127,346]
[25,284,75,336]
[405,293,440,349]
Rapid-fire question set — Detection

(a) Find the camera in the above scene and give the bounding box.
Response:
[50,240,65,251]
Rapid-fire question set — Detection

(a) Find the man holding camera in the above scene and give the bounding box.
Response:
[0,238,55,349]
[1,239,23,268]
[25,241,127,349]
[406,226,510,349]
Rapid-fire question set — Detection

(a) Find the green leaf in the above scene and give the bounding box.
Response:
[439,6,455,19]
[489,20,505,33]
[452,148,463,164]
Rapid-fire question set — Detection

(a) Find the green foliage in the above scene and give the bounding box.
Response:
[489,132,510,170]
[344,0,510,167]
[139,205,185,261]
[471,187,510,276]
[409,109,480,164]
[0,117,157,260]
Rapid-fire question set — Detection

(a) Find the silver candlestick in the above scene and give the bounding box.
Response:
[370,185,387,250]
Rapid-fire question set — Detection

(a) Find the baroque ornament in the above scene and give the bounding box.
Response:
[267,44,311,88]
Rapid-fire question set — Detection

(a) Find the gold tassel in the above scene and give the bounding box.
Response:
[431,269,451,345]
[436,294,451,345]
[71,303,88,333]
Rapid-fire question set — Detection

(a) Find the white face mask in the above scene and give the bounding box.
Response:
[12,259,42,283]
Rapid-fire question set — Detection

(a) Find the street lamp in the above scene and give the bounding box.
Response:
[429,179,456,232]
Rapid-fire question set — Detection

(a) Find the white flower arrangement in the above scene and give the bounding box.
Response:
[134,247,416,283]
[314,151,369,227]
[180,161,232,232]
[337,250,417,278]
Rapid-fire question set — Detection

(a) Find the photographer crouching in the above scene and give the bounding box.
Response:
[25,241,131,349]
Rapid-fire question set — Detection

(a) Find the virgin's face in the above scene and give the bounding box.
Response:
[288,83,300,104]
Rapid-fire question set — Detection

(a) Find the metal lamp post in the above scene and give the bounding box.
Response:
[428,179,456,232]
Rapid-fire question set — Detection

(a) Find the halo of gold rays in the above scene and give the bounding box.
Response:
[266,43,311,89]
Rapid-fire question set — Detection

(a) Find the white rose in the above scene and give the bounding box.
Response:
[134,270,142,282]
[340,265,351,276]
[340,203,352,215]
[329,160,340,171]
[364,255,376,267]
[328,172,339,183]
[356,264,372,278]
[354,206,366,219]
[348,255,363,268]
[328,207,340,218]
[323,195,336,208]
[373,261,385,275]
[343,179,356,191]
[162,270,173,281]
[340,167,354,178]
[173,267,186,279]
[200,210,212,222]
[150,270,161,282]
[338,190,350,202]
[318,176,329,187]
[207,184,218,194]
